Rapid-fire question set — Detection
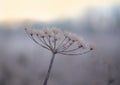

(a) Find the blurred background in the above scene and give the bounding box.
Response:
[0,0,120,85]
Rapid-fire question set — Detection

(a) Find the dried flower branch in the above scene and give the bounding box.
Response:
[25,27,93,85]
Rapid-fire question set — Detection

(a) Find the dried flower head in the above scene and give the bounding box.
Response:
[25,27,93,55]
[25,27,94,85]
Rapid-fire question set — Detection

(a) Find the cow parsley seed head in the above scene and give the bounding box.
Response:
[25,26,94,85]
[25,27,93,55]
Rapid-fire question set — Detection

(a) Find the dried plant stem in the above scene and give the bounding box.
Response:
[25,28,93,85]
[43,53,56,85]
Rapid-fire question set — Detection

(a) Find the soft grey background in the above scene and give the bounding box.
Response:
[0,6,120,85]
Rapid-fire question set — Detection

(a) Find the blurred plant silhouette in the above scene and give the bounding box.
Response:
[25,27,93,85]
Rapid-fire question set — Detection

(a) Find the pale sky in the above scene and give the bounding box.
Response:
[0,0,120,22]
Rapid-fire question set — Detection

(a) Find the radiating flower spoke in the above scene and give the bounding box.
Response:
[42,38,53,51]
[59,50,92,56]
[36,35,45,44]
[47,36,54,50]
[58,47,80,53]
[57,37,67,49]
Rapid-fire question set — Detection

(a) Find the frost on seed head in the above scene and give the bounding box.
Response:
[43,28,52,36]
[25,28,34,36]
[25,27,93,55]
[77,38,88,49]
[69,34,79,42]
[51,28,60,35]
[64,32,71,38]
[64,32,78,41]
[38,30,46,38]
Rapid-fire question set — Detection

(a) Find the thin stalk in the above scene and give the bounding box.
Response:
[42,38,53,51]
[61,42,74,52]
[59,50,91,56]
[58,39,70,51]
[58,47,79,53]
[47,36,53,49]
[43,53,56,85]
